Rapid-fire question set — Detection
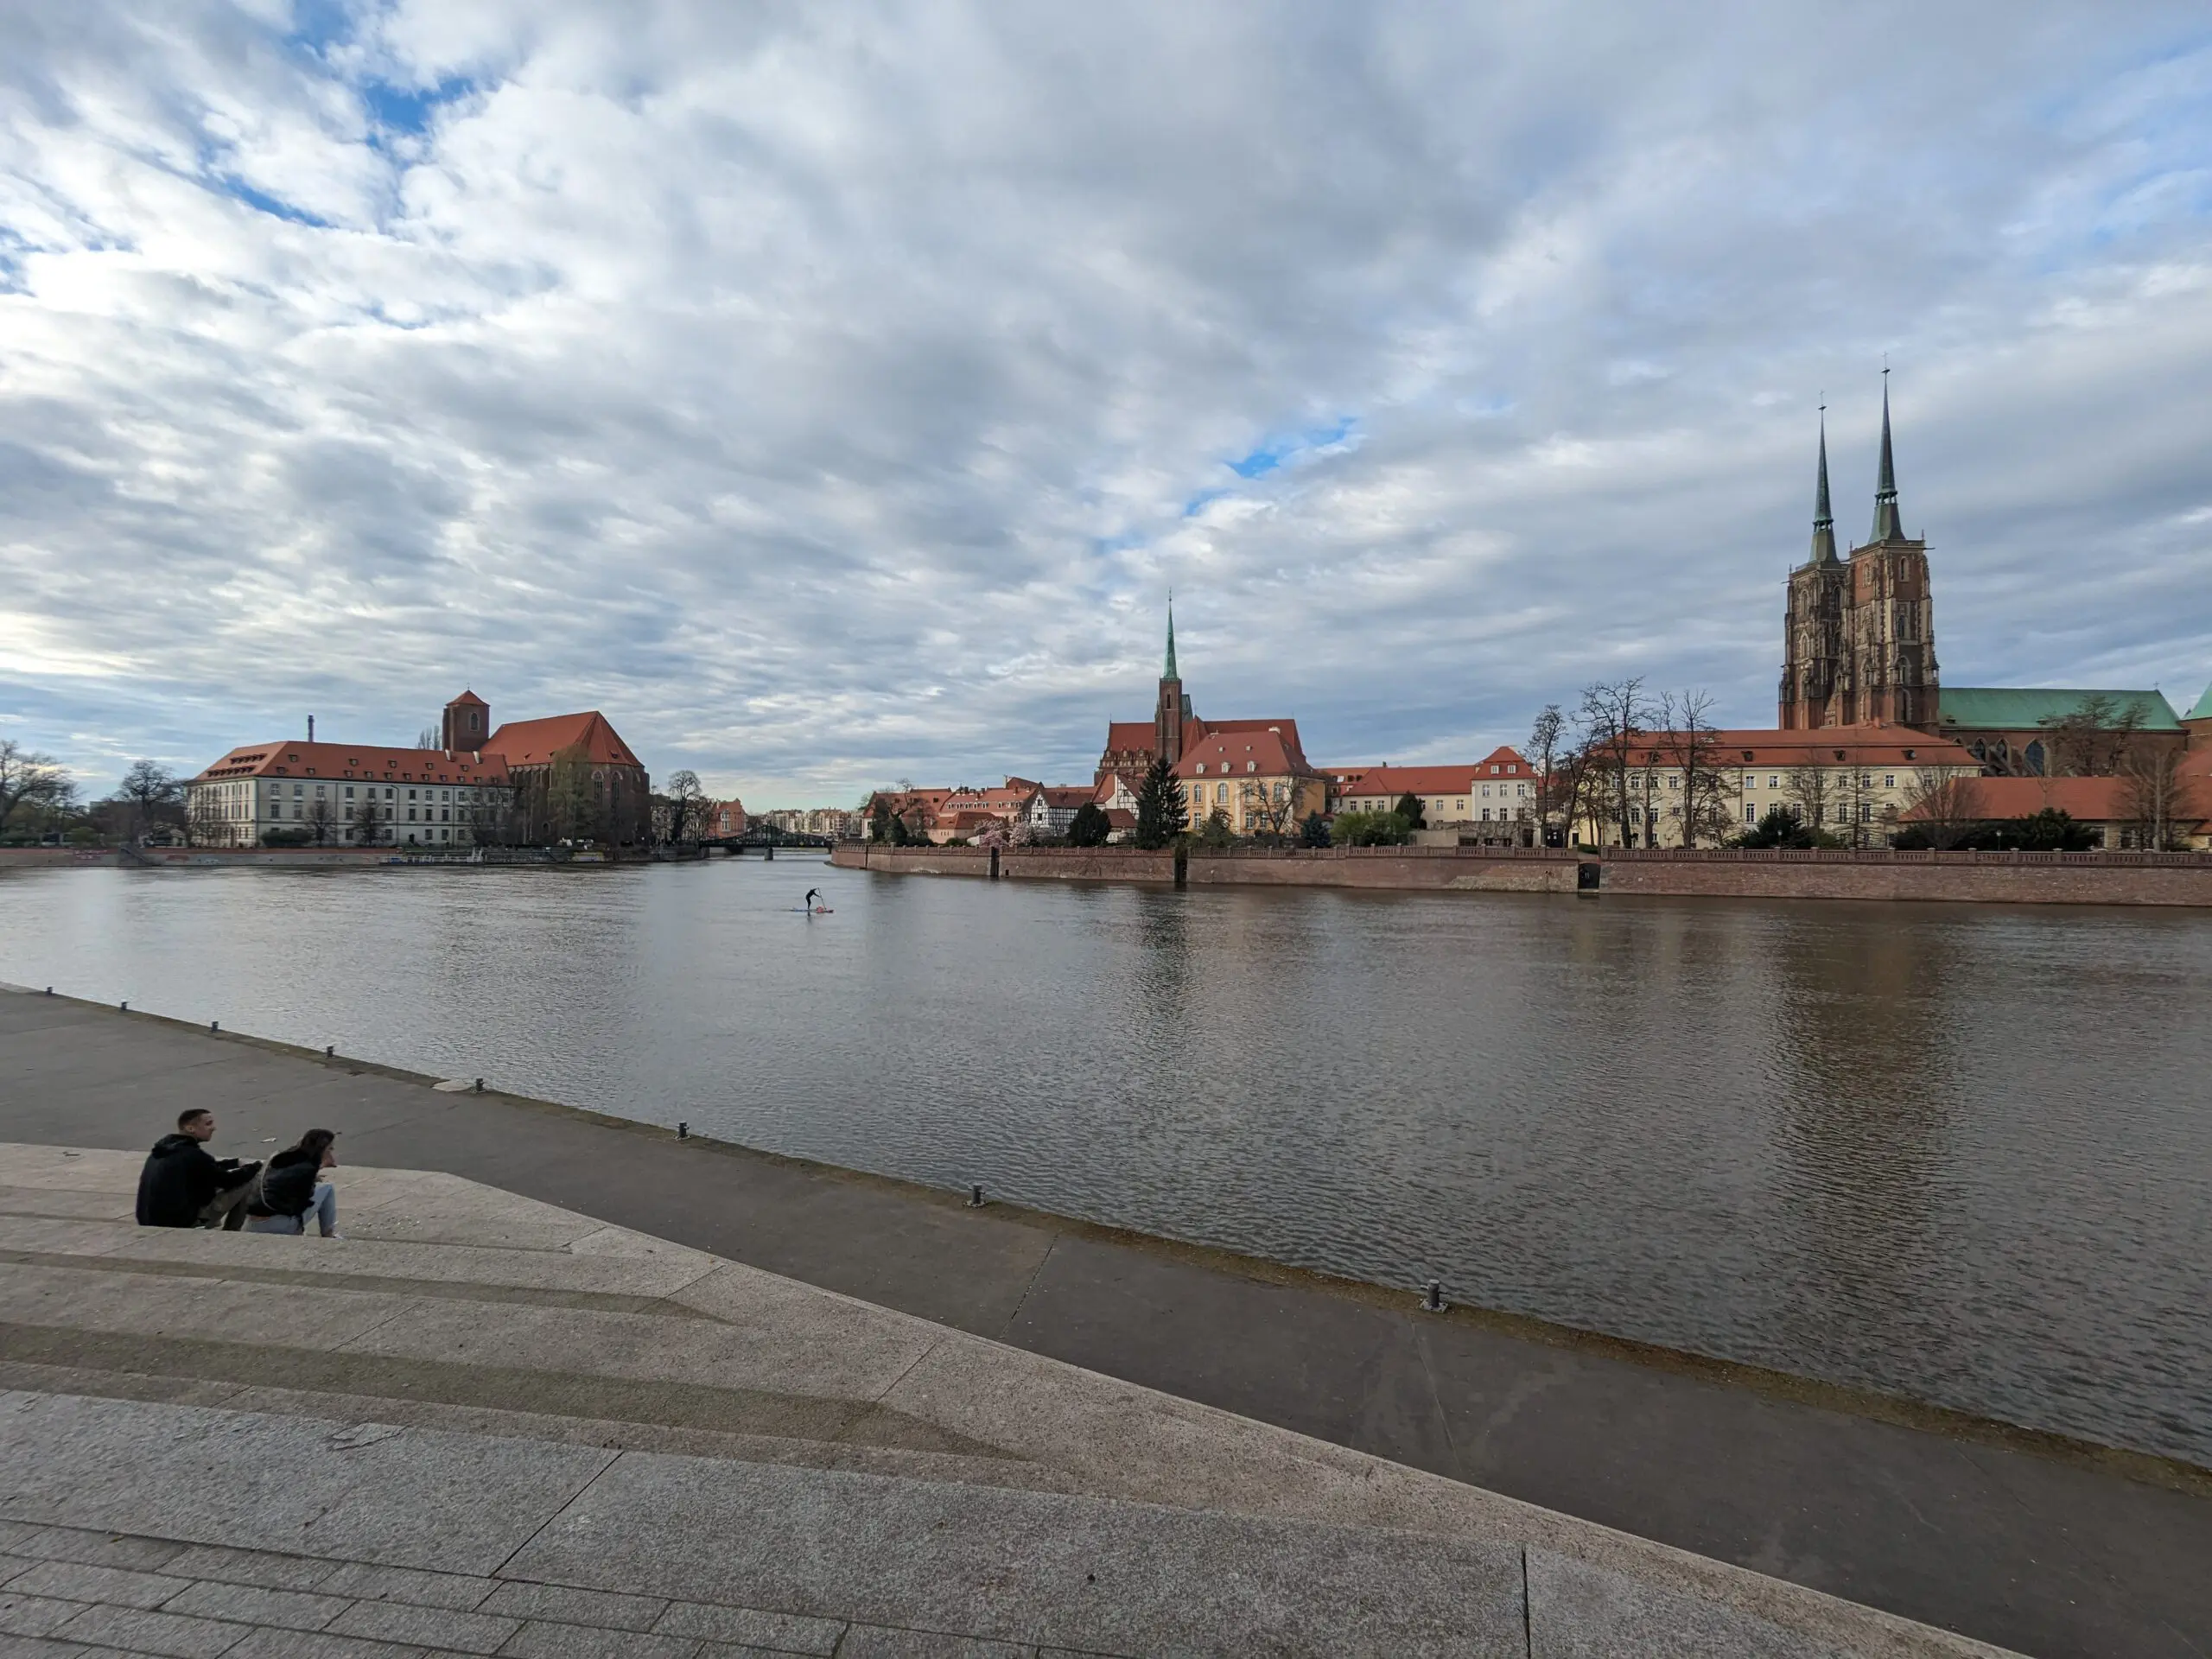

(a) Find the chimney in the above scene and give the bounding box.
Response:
[308,715,315,742]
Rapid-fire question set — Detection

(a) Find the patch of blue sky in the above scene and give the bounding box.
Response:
[1181,487,1231,518]
[284,0,356,58]
[1224,413,1359,480]
[216,176,332,228]
[364,77,475,138]
[1093,530,1148,556]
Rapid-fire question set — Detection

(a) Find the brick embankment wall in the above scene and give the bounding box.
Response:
[830,842,1577,890]
[1599,849,2212,906]
[834,840,2212,905]
[1188,847,1580,893]
[0,847,401,868]
[830,844,1179,880]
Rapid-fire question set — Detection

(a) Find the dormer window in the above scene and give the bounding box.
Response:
[1194,763,1205,775]
[1246,760,1256,772]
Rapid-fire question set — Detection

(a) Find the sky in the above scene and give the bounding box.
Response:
[3,3,2209,809]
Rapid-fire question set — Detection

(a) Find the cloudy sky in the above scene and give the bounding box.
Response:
[3,3,2209,807]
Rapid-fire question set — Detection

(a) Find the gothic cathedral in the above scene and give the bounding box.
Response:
[1778,380,1939,730]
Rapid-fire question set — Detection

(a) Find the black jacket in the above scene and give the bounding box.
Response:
[135,1135,258,1228]
[248,1148,321,1219]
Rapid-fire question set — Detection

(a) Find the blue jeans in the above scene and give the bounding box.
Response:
[245,1182,339,1237]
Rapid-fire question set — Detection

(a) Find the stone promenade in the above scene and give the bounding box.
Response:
[3,988,2208,1656]
[0,1143,2010,1657]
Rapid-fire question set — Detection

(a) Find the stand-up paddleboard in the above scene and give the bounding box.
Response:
[786,906,835,914]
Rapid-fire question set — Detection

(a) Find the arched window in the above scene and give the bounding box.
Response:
[2023,741,2046,777]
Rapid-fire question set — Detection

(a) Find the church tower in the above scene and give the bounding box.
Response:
[1778,379,1939,730]
[442,690,490,754]
[1153,601,1191,766]
[1779,413,1847,728]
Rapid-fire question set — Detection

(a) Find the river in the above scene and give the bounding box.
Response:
[3,857,2207,1466]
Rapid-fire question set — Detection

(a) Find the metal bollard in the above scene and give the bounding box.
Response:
[1422,1281,1446,1313]
[474,1077,484,1093]
[678,1121,689,1139]
[119,1001,128,1013]
[966,1184,985,1208]
[44,987,52,995]
[326,1046,335,1058]
[210,1020,219,1033]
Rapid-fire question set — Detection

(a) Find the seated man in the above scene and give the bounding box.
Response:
[244,1129,344,1239]
[135,1109,261,1230]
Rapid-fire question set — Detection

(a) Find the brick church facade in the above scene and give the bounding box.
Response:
[1778,381,1939,730]
[1093,606,1313,798]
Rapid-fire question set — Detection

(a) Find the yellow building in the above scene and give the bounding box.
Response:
[1173,728,1325,836]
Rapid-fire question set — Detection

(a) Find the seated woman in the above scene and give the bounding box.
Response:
[244,1129,344,1239]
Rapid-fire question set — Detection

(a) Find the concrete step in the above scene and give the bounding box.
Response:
[0,1143,2018,1657]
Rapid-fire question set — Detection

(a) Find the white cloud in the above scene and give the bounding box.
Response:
[2,2,2209,804]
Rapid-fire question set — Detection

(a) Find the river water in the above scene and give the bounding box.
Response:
[3,858,2207,1465]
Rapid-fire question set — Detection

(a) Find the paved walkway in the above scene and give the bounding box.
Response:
[3,988,2207,1656]
[0,1144,1994,1656]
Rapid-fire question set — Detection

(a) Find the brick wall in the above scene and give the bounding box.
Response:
[1596,848,2212,907]
[834,841,2212,906]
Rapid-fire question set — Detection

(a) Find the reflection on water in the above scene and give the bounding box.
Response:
[3,860,2209,1464]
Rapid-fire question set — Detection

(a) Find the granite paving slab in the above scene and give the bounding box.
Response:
[0,1392,614,1576]
[501,1447,1531,1656]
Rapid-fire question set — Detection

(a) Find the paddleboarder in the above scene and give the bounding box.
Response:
[804,887,823,914]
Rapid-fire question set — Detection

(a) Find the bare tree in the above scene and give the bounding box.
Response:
[416,727,442,750]
[1524,705,1567,846]
[1785,758,1834,841]
[2039,695,2145,778]
[1906,769,1984,850]
[352,794,385,848]
[1657,690,1732,849]
[1575,678,1651,849]
[1237,775,1305,844]
[118,760,181,842]
[303,797,338,846]
[2120,745,2188,850]
[662,770,705,844]
[0,740,68,830]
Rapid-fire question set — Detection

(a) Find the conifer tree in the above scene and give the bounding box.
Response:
[1134,758,1185,849]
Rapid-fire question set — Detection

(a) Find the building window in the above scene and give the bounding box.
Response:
[1885,774,1895,788]
[1745,804,1758,823]
[1482,808,1491,821]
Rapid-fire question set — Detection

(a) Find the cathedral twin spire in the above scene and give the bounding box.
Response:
[1810,373,1909,561]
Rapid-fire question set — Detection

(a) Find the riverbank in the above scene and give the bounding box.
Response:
[0,1144,2016,1657]
[834,838,2212,904]
[3,986,2206,1658]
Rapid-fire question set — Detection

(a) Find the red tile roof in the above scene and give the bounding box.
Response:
[1173,727,1311,780]
[1041,787,1095,809]
[1619,725,1976,768]
[446,690,488,708]
[1334,766,1486,798]
[190,741,511,787]
[1901,775,2212,824]
[480,711,642,769]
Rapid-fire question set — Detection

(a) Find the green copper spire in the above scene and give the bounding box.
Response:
[1163,596,1178,680]
[1869,372,1905,543]
[1810,407,1837,564]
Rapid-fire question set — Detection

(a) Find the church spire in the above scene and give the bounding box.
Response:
[1809,407,1837,565]
[1869,371,1905,543]
[1163,595,1178,680]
